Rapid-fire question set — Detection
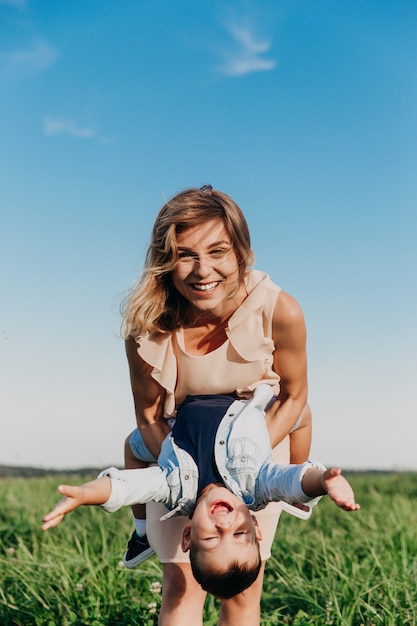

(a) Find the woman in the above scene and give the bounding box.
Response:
[121,185,312,625]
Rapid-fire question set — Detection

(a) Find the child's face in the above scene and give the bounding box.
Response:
[181,485,262,572]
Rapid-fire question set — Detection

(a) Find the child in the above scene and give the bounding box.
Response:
[42,385,359,599]
[124,392,312,569]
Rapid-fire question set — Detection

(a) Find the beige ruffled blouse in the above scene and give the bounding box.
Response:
[136,269,281,418]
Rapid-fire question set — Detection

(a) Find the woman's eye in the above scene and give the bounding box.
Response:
[210,249,228,258]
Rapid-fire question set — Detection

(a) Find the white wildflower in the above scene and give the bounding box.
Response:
[148,602,157,614]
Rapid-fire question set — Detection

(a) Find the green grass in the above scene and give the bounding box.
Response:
[0,473,416,625]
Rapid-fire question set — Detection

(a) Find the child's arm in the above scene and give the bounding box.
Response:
[302,467,360,511]
[41,476,111,530]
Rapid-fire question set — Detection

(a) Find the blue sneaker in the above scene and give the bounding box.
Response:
[123,531,155,568]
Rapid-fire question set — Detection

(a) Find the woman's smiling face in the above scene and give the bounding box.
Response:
[171,218,246,320]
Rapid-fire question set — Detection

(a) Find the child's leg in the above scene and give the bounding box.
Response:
[289,403,312,463]
[123,429,157,567]
[124,431,153,522]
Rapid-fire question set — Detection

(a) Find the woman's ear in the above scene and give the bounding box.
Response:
[181,525,192,552]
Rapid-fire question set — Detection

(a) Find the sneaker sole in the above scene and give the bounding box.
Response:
[282,501,312,520]
[123,546,156,568]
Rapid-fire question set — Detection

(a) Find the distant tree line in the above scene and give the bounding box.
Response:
[0,464,400,479]
[0,465,102,479]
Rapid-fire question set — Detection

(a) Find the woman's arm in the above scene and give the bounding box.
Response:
[125,336,171,459]
[265,290,308,449]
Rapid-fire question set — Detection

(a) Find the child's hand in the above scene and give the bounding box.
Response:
[322,467,360,511]
[41,484,86,530]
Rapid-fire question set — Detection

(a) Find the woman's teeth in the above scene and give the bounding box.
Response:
[193,282,219,291]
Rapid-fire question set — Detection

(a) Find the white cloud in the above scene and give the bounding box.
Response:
[43,117,111,144]
[216,21,275,77]
[43,117,96,139]
[0,40,57,73]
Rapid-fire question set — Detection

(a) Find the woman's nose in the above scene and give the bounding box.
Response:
[192,258,212,277]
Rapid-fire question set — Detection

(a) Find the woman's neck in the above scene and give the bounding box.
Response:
[184,283,248,328]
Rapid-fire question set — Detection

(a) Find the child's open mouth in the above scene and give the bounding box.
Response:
[210,500,233,515]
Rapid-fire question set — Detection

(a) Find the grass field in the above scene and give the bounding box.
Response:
[1,472,416,625]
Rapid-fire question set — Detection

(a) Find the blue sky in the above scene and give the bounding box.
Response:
[1,0,416,470]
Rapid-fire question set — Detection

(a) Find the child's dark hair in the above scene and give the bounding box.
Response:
[189,551,262,599]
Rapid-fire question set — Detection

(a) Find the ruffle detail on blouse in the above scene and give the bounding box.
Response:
[136,331,177,417]
[225,271,279,362]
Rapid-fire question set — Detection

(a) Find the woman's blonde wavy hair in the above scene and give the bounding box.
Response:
[121,185,254,337]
